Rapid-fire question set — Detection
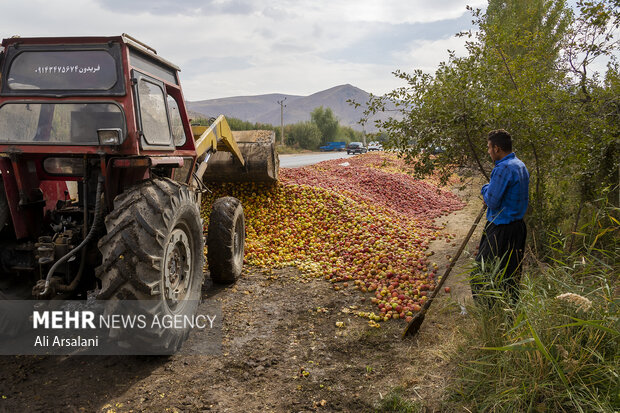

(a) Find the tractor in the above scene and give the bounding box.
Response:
[0,34,278,351]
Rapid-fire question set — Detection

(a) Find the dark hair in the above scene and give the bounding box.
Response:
[487,129,512,152]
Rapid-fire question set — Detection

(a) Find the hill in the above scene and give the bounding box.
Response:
[186,84,390,132]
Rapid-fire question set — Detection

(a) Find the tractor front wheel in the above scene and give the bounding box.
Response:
[96,178,204,352]
[207,197,245,284]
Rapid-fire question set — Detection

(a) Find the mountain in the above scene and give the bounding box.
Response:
[186,84,390,132]
[187,93,301,125]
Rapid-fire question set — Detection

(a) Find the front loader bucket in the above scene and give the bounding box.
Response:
[202,130,279,183]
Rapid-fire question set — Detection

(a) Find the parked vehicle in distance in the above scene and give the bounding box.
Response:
[368,141,383,151]
[347,142,367,154]
[319,141,346,151]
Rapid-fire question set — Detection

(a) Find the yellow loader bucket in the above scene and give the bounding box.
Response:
[202,130,279,183]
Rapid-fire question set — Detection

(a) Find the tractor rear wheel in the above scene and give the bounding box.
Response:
[207,197,245,284]
[96,178,204,352]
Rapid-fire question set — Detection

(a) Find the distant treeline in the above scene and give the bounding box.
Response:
[192,106,375,149]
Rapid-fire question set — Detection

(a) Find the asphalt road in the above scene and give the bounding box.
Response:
[279,151,356,168]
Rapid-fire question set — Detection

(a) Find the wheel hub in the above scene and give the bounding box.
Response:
[163,228,192,305]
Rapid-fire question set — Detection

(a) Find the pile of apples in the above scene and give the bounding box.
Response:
[281,161,463,221]
[202,153,464,322]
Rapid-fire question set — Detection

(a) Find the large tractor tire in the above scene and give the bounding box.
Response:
[207,197,245,284]
[96,178,204,352]
[0,180,8,231]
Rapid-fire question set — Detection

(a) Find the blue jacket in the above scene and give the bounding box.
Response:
[481,153,529,225]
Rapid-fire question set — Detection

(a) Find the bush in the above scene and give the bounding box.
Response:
[338,125,363,143]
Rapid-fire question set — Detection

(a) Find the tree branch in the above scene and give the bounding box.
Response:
[495,45,520,92]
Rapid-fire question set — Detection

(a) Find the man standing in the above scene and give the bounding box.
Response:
[472,129,529,305]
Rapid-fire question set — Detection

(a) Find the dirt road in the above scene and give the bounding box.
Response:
[0,186,483,412]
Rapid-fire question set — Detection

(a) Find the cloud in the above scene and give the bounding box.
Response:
[182,56,255,76]
[179,33,472,100]
[274,0,486,24]
[93,0,257,15]
[180,54,401,100]
[91,0,485,23]
[323,14,473,65]
[393,35,470,73]
[0,0,483,100]
[262,5,294,20]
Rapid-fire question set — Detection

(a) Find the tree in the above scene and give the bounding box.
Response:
[226,117,256,130]
[310,106,339,144]
[338,125,363,142]
[357,0,619,255]
[285,122,322,149]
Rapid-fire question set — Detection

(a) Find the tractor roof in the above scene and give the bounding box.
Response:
[1,34,180,72]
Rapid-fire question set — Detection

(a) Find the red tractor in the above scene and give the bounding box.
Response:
[0,34,278,351]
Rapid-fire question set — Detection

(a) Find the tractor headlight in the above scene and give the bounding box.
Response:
[97,128,123,145]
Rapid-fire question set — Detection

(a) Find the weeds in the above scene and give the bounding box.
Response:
[449,206,619,412]
[375,387,421,413]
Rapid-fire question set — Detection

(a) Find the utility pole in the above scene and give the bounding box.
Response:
[276,97,286,145]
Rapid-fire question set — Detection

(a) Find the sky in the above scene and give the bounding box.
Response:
[0,0,491,100]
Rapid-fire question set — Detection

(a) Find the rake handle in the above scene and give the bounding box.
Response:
[402,203,487,337]
[424,204,487,306]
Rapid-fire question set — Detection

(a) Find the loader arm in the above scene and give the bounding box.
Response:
[192,115,245,166]
[192,115,279,185]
